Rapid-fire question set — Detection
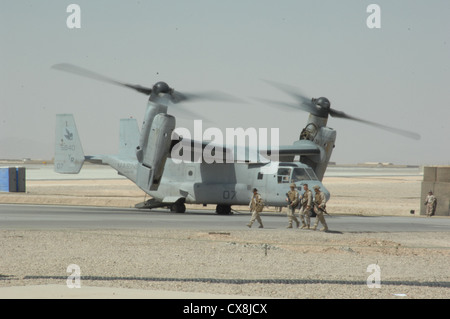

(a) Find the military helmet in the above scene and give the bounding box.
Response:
[290,183,296,188]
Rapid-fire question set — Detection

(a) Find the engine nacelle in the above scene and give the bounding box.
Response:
[299,114,336,181]
[136,113,175,191]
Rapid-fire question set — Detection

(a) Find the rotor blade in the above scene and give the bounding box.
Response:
[52,63,153,95]
[329,108,421,140]
[168,105,214,125]
[261,79,324,115]
[263,79,420,140]
[172,90,245,104]
[253,97,317,114]
[262,79,314,105]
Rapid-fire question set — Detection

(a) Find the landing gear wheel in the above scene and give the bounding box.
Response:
[216,204,232,215]
[170,202,186,213]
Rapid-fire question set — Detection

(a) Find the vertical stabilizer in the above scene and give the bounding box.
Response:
[119,118,140,157]
[54,114,85,173]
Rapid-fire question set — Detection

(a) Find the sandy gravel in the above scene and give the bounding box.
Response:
[1,173,449,298]
[0,229,449,298]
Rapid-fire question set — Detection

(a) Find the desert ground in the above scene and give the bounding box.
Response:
[0,166,449,299]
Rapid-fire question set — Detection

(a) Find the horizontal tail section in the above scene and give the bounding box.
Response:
[54,114,85,173]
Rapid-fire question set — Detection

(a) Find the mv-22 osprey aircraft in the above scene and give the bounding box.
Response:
[53,64,420,214]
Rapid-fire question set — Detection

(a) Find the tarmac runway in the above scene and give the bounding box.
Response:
[15,163,423,180]
[1,204,449,232]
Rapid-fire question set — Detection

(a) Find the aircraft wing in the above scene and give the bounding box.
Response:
[169,136,321,163]
[259,140,322,163]
[263,140,321,156]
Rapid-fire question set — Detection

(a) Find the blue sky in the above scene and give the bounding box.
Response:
[1,0,449,165]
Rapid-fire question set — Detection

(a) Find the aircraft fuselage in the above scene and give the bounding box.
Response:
[145,159,329,207]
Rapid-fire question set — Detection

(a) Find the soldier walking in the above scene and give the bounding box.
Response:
[247,188,264,228]
[312,185,329,232]
[299,183,312,229]
[286,183,300,228]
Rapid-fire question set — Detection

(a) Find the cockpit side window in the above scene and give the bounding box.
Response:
[277,168,291,184]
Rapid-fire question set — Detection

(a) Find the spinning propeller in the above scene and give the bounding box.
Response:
[51,63,238,105]
[260,80,421,140]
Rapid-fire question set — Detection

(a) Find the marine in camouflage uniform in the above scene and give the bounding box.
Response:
[299,183,312,229]
[286,183,300,228]
[424,191,437,217]
[247,188,264,228]
[312,185,329,232]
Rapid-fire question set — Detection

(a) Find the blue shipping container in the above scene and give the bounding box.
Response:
[0,167,26,192]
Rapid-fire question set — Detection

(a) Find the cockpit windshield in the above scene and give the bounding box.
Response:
[292,167,319,182]
[305,168,319,180]
[277,167,319,183]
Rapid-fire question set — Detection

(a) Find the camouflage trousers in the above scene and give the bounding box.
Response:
[426,203,434,217]
[313,207,328,230]
[299,206,311,226]
[249,210,263,226]
[287,206,299,226]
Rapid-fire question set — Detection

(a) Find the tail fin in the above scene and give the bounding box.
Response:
[119,118,140,157]
[54,114,85,173]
